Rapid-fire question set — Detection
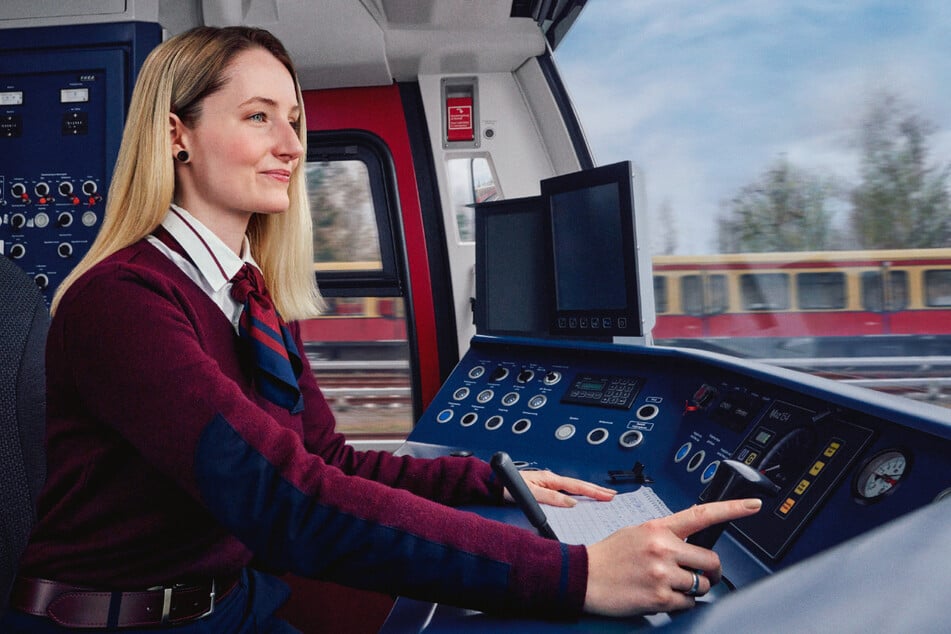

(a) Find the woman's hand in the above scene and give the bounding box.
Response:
[584,498,762,616]
[505,469,617,507]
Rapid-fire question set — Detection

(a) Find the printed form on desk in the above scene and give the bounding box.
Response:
[545,487,672,545]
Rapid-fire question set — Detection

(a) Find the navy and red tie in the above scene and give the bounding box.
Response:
[230,264,304,413]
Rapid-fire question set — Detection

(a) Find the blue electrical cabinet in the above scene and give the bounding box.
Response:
[0,22,161,297]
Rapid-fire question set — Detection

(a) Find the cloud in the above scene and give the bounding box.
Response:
[556,0,951,253]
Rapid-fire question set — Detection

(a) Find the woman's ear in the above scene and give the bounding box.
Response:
[169,112,188,159]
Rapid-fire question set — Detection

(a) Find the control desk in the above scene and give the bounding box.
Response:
[383,335,951,632]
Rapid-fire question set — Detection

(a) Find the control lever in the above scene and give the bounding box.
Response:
[686,459,780,549]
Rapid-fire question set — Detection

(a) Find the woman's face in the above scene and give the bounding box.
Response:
[172,46,303,229]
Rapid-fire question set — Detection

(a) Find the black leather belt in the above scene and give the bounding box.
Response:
[10,574,240,629]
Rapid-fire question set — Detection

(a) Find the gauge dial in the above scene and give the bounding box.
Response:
[757,426,818,488]
[853,450,910,502]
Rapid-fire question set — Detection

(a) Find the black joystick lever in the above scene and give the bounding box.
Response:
[686,459,780,549]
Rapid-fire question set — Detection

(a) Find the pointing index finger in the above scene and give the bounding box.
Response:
[664,498,763,540]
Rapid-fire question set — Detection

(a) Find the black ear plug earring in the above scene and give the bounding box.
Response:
[176,150,190,162]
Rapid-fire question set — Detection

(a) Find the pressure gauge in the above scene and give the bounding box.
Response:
[853,449,911,503]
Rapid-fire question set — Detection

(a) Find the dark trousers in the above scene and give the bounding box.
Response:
[0,569,299,633]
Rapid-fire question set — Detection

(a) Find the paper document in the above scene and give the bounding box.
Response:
[545,487,672,545]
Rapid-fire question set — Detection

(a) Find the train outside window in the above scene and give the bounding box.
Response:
[925,270,951,307]
[303,159,412,437]
[797,272,846,310]
[740,273,790,311]
[653,276,668,313]
[860,270,909,312]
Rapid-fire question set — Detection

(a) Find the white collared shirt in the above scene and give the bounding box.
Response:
[146,204,258,332]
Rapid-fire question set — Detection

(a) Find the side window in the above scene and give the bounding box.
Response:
[707,274,728,314]
[924,269,951,307]
[861,270,909,311]
[681,275,703,315]
[447,156,500,243]
[301,134,413,437]
[797,272,846,310]
[653,276,668,314]
[740,273,790,311]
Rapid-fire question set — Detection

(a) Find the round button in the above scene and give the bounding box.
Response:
[501,392,520,407]
[436,409,454,424]
[476,389,494,404]
[586,428,609,445]
[490,366,509,382]
[468,366,486,379]
[512,419,532,434]
[11,183,26,197]
[554,424,576,440]
[674,442,692,463]
[460,412,478,427]
[543,371,562,385]
[517,369,535,383]
[57,243,74,258]
[33,274,49,290]
[34,182,50,197]
[9,243,26,259]
[10,213,26,229]
[485,415,504,431]
[619,429,644,448]
[57,212,74,228]
[636,404,660,421]
[686,450,706,472]
[81,211,98,227]
[34,212,50,228]
[452,387,470,401]
[701,460,720,484]
[527,395,547,410]
[59,181,74,196]
[82,180,98,195]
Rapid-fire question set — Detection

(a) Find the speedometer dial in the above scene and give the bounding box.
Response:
[853,449,911,503]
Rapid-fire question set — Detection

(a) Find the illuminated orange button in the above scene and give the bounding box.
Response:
[809,461,825,476]
[744,451,758,465]
[795,479,810,495]
[779,498,796,514]
[824,442,841,458]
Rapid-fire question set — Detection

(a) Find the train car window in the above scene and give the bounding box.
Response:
[653,276,668,313]
[924,270,951,307]
[707,274,728,314]
[797,272,846,310]
[740,273,790,311]
[681,275,702,315]
[861,270,909,312]
[448,156,500,243]
[301,134,413,437]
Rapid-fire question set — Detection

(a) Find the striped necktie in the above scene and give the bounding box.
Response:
[230,264,304,413]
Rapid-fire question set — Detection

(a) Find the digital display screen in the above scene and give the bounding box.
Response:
[550,182,627,311]
[576,380,606,391]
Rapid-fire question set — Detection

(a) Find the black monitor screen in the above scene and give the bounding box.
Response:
[474,196,551,336]
[550,182,627,311]
[542,161,641,337]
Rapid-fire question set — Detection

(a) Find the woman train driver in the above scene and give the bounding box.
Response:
[3,26,760,632]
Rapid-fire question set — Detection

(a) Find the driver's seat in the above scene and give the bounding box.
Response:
[0,256,48,612]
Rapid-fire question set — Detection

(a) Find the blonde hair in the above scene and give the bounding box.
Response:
[51,26,323,320]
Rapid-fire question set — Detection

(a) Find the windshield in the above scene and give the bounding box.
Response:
[555,1,951,405]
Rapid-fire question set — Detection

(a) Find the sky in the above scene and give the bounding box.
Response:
[553,0,951,254]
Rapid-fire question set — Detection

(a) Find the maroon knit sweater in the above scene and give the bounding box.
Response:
[19,239,588,617]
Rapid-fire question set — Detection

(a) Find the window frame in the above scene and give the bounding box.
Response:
[306,130,407,298]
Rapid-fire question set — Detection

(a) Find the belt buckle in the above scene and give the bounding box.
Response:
[159,579,216,625]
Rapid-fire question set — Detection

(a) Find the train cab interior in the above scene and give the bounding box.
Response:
[1,1,950,632]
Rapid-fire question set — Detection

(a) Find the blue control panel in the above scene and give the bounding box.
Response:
[0,23,160,297]
[388,335,951,630]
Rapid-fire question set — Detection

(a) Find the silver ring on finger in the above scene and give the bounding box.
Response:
[684,571,701,597]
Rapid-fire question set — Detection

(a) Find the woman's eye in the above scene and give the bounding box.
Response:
[289,119,300,132]
[249,112,267,123]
